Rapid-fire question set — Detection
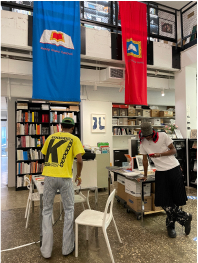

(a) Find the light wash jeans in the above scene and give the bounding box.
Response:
[40,176,74,258]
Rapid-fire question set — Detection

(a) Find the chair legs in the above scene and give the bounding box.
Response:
[112,216,122,243]
[25,198,31,228]
[75,223,78,257]
[25,197,30,218]
[86,191,91,209]
[86,226,89,240]
[103,228,115,263]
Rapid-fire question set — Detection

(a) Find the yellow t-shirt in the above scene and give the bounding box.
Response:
[41,132,85,178]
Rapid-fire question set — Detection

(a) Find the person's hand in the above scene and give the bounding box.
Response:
[75,175,82,186]
[137,176,147,182]
[152,153,161,158]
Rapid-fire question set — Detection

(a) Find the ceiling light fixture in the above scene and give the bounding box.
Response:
[161,89,165,96]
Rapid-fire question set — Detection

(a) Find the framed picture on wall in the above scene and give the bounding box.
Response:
[91,114,106,133]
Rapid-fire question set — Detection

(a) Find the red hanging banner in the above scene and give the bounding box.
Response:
[119,1,147,105]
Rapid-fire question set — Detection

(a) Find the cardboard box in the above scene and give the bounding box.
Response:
[151,193,162,211]
[117,182,128,201]
[112,108,119,117]
[150,110,160,117]
[136,119,142,126]
[159,111,173,117]
[125,179,151,197]
[151,182,155,193]
[127,194,152,212]
[122,118,128,125]
[136,109,143,117]
[128,119,136,125]
[118,118,125,125]
[120,108,128,116]
[143,109,151,117]
[117,175,125,185]
[151,118,161,126]
[128,106,136,116]
[112,118,118,125]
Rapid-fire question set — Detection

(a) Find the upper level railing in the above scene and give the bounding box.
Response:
[180,1,197,49]
[1,1,197,49]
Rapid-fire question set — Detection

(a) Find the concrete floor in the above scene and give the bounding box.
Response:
[1,158,197,263]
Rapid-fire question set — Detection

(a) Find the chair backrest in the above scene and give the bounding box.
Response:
[24,176,31,190]
[102,189,116,228]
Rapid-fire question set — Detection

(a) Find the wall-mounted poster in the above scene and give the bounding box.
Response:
[91,114,106,133]
[159,16,175,39]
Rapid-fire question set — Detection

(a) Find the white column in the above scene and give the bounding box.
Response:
[8,97,16,187]
[175,45,197,187]
[175,45,197,138]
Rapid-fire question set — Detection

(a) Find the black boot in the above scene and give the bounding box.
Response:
[174,209,192,235]
[184,213,192,235]
[166,217,176,238]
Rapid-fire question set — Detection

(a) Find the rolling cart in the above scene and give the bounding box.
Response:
[106,167,164,221]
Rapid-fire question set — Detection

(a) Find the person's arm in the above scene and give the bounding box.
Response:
[75,153,83,186]
[137,155,148,182]
[152,143,176,158]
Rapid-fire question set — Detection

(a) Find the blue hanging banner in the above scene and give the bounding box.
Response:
[32,1,81,102]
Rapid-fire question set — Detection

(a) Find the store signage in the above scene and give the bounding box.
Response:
[119,1,147,105]
[32,1,81,102]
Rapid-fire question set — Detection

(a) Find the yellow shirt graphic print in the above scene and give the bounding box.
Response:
[41,132,85,178]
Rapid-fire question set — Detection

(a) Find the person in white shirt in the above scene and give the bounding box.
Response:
[138,122,192,238]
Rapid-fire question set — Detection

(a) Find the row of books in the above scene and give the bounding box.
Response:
[17,136,46,148]
[50,124,78,135]
[16,111,40,123]
[16,123,49,135]
[17,161,44,175]
[50,105,79,111]
[50,112,77,123]
[113,128,134,135]
[17,149,43,161]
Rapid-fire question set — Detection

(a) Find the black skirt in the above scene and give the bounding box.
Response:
[155,165,187,207]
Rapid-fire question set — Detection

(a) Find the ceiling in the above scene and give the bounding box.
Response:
[154,1,193,10]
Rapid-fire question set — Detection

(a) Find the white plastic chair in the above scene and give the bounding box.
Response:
[75,189,122,263]
[24,177,54,228]
[59,190,91,220]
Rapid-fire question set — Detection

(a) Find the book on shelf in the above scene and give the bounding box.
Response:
[17,149,43,160]
[17,161,44,175]
[50,112,76,123]
[25,112,28,122]
[29,106,41,110]
[42,114,49,123]
[50,124,62,134]
[17,162,30,174]
[50,106,67,111]
[41,127,49,135]
[41,104,49,110]
[69,105,79,111]
[17,103,28,109]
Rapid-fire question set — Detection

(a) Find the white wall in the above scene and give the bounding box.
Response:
[1,10,28,46]
[85,27,111,59]
[175,45,197,138]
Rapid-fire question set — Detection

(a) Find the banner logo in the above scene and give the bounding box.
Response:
[127,38,142,58]
[40,29,74,49]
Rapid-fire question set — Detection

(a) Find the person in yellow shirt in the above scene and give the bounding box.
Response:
[40,117,85,259]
